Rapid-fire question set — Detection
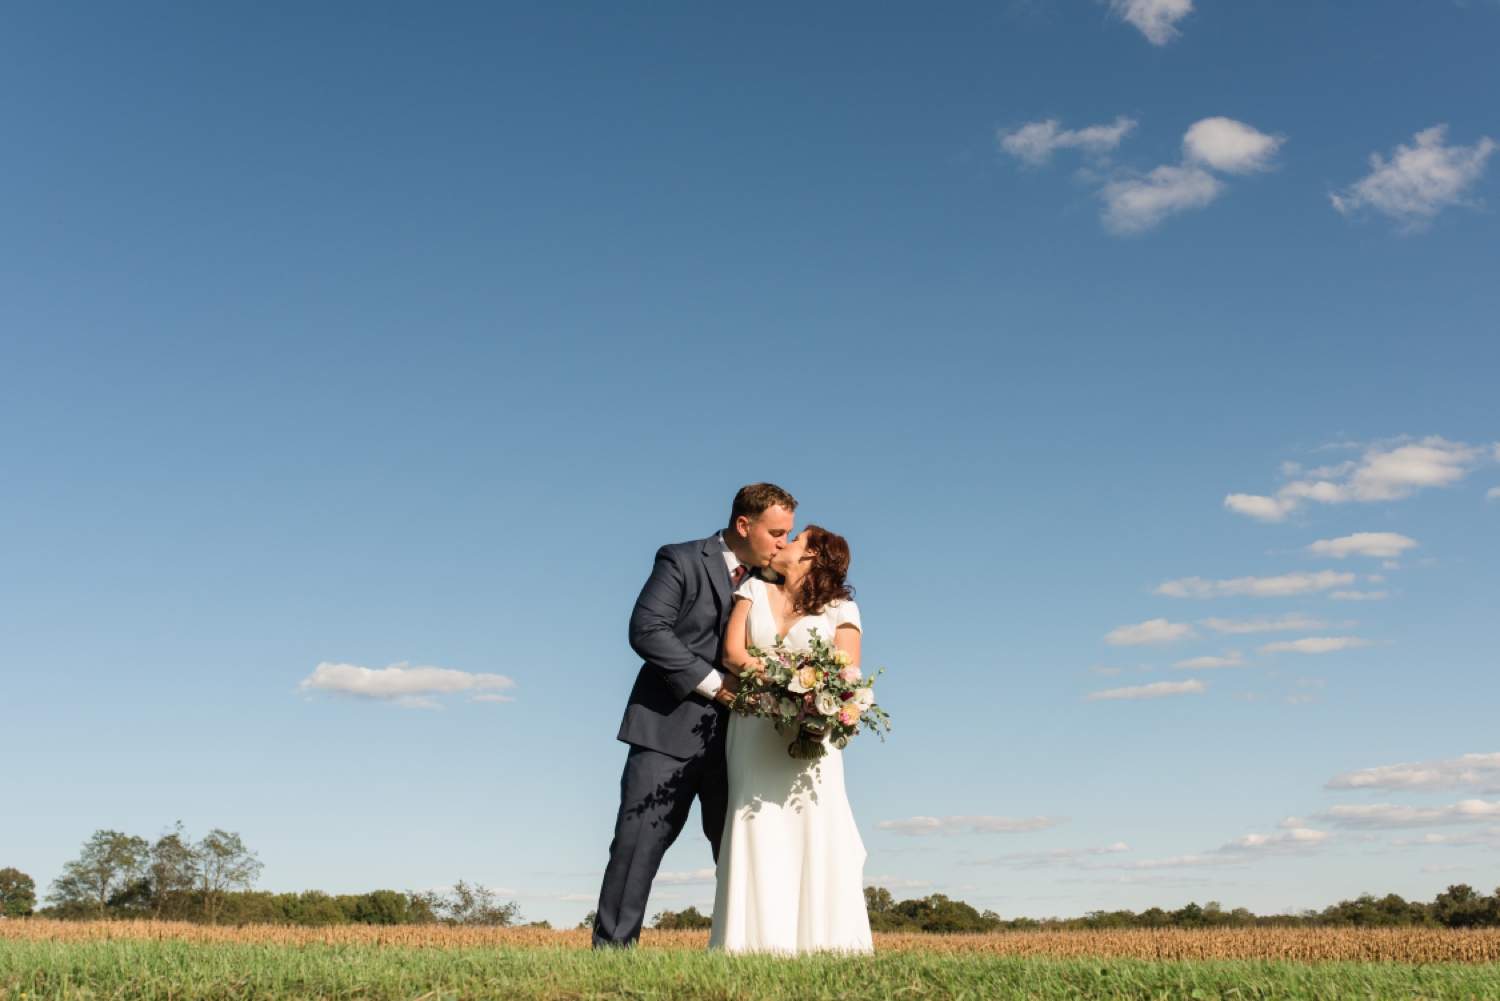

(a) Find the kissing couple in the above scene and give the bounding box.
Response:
[592,483,873,954]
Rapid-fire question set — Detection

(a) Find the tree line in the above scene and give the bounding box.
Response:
[861,885,1500,932]
[1,828,537,927]
[6,827,1499,931]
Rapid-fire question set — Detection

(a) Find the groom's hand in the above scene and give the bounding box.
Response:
[714,673,742,706]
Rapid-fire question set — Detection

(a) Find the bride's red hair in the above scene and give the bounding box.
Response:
[793,525,855,616]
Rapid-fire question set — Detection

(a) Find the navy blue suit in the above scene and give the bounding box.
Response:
[593,534,736,947]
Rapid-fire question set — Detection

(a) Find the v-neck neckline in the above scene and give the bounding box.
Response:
[765,580,802,640]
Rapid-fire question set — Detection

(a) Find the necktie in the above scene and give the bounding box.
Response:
[731,564,749,587]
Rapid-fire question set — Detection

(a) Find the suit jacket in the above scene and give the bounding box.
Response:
[617,534,735,759]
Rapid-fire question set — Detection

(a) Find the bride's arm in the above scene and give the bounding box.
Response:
[833,624,861,667]
[722,598,764,678]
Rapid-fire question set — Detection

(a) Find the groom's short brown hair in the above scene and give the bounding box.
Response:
[730,483,797,526]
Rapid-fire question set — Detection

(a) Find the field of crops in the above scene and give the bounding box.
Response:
[5,921,1500,1001]
[7,919,1500,964]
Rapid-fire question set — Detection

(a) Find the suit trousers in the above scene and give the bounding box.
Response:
[593,743,727,947]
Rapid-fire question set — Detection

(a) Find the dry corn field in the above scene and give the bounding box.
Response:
[5,920,1499,964]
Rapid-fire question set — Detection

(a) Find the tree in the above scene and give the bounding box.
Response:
[146,823,200,920]
[196,829,263,925]
[48,830,149,918]
[864,886,894,914]
[651,905,712,930]
[577,909,598,930]
[1432,885,1500,929]
[0,868,37,917]
[412,880,521,927]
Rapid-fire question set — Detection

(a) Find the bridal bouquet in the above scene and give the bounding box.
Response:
[729,628,890,760]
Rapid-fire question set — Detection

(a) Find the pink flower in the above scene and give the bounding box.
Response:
[837,706,859,726]
[841,665,862,683]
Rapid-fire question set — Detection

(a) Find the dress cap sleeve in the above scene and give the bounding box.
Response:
[733,576,760,602]
[828,599,861,632]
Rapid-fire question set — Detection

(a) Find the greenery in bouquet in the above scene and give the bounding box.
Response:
[729,628,889,760]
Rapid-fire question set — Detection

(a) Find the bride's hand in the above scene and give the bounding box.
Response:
[740,658,767,683]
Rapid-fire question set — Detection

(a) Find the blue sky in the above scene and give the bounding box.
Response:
[3,0,1498,925]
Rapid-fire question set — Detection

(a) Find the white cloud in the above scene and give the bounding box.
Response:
[1076,854,1227,870]
[1488,487,1500,502]
[874,815,1068,836]
[1326,753,1500,795]
[1329,590,1390,601]
[1313,800,1500,830]
[1170,651,1245,669]
[999,116,1137,167]
[1332,126,1496,227]
[863,876,932,890]
[1080,826,1333,870]
[1222,494,1289,521]
[298,661,516,709]
[1100,165,1223,234]
[1104,618,1198,646]
[974,844,1131,869]
[1277,816,1306,829]
[1217,827,1335,857]
[1083,680,1205,702]
[1226,437,1495,521]
[1156,571,1354,598]
[1392,827,1500,848]
[1282,694,1321,706]
[1307,533,1418,559]
[1183,118,1284,174]
[1200,614,1343,635]
[1258,636,1376,656]
[652,869,717,885]
[1091,665,1123,676]
[1111,0,1192,45]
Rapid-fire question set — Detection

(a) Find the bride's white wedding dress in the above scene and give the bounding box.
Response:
[708,575,873,954]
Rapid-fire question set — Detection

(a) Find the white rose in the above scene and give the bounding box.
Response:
[815,692,840,716]
[852,688,875,710]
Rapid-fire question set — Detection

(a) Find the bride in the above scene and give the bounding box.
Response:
[709,525,873,954]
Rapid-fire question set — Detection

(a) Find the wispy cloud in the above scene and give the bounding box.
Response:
[1225,436,1496,522]
[1079,826,1334,870]
[1215,827,1335,857]
[1332,126,1496,229]
[1170,651,1245,669]
[874,815,1068,836]
[298,662,516,709]
[1327,753,1500,795]
[1392,827,1500,848]
[1156,571,1354,598]
[999,116,1137,167]
[863,876,932,890]
[1101,166,1223,234]
[1488,487,1500,502]
[1329,590,1391,601]
[1313,800,1500,830]
[1307,533,1418,559]
[1200,614,1344,635]
[1110,0,1192,45]
[1104,618,1198,646]
[1083,680,1205,702]
[972,843,1131,869]
[1258,637,1377,656]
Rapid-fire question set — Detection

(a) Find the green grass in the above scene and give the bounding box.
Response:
[3,940,1499,1001]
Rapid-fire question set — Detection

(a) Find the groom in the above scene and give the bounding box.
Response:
[592,483,797,947]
